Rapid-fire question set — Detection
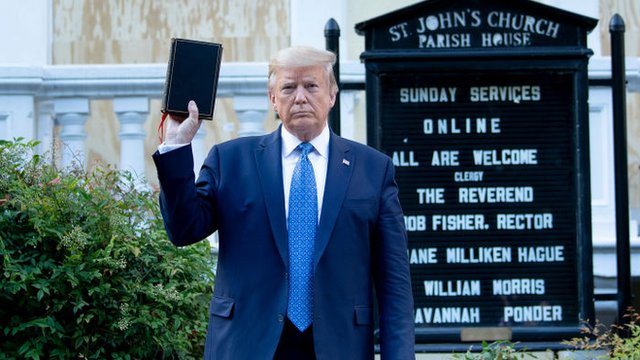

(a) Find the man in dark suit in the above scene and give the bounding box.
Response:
[153,46,414,359]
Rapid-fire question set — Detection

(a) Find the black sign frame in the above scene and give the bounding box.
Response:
[356,0,598,346]
[365,55,594,343]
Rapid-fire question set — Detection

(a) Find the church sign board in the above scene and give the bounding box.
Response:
[355,0,597,344]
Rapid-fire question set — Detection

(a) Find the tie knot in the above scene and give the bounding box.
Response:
[298,142,314,157]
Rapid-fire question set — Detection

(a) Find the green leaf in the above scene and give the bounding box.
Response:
[74,336,85,349]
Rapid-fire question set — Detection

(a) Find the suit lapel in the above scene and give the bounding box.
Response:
[255,128,289,267]
[255,129,354,270]
[315,133,353,268]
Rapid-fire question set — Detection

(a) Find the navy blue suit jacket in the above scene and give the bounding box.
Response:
[153,127,414,359]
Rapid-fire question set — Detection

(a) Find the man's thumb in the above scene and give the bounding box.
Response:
[188,100,199,121]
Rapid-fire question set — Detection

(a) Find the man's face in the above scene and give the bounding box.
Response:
[269,65,336,141]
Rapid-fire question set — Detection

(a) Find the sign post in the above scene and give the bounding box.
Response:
[356,0,597,346]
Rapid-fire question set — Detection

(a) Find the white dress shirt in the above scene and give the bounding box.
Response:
[281,124,329,222]
[158,142,188,154]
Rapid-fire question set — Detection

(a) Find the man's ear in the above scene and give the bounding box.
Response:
[268,90,277,111]
[329,89,338,107]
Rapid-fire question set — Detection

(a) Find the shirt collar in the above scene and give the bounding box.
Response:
[281,124,330,159]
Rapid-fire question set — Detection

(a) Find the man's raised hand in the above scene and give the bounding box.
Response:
[164,100,202,145]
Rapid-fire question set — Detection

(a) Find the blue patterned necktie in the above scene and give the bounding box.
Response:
[287,142,317,331]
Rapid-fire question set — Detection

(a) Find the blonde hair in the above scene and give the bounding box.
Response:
[268,46,338,94]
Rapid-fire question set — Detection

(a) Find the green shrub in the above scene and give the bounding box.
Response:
[454,340,536,360]
[563,307,640,359]
[0,139,215,359]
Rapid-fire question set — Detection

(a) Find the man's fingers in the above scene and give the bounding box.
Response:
[174,100,202,144]
[162,100,202,145]
[169,114,187,123]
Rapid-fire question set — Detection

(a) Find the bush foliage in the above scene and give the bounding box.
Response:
[563,307,640,359]
[454,340,536,360]
[0,139,215,359]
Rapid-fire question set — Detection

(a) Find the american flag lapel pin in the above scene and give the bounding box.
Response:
[342,158,350,166]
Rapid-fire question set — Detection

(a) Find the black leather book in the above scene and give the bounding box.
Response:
[162,38,223,120]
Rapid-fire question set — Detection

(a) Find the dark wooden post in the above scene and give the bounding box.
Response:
[325,18,340,135]
[610,13,631,327]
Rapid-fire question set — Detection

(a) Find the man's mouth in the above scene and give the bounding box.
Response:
[292,111,312,118]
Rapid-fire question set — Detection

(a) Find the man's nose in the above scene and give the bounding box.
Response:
[294,86,307,104]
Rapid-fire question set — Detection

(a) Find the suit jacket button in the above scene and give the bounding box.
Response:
[277,314,284,322]
[284,272,289,279]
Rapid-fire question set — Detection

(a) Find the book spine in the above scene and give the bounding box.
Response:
[161,38,178,113]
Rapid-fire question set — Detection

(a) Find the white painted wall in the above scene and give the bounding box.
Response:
[0,1,51,65]
[536,0,601,55]
[290,0,348,56]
